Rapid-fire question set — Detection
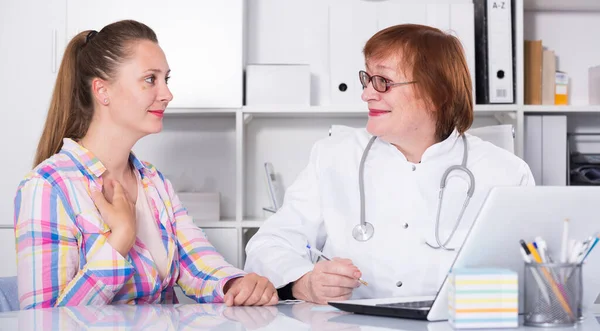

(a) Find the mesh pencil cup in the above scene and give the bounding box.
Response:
[523,262,583,327]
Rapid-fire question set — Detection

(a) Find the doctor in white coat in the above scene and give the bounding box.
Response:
[244,24,535,305]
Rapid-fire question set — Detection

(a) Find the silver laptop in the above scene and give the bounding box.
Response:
[329,186,600,321]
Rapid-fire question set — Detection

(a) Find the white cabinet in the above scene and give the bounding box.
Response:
[201,228,239,268]
[66,0,243,109]
[0,0,67,276]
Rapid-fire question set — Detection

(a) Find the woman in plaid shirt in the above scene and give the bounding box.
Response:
[14,20,277,309]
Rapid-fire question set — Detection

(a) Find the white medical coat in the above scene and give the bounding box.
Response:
[244,128,535,299]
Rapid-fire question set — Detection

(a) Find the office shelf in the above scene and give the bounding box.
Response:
[523,105,600,114]
[241,219,266,228]
[194,219,238,229]
[165,108,238,116]
[242,104,516,117]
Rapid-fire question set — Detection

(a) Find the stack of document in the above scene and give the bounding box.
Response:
[448,268,518,329]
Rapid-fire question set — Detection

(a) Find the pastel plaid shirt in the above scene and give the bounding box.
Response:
[14,138,245,309]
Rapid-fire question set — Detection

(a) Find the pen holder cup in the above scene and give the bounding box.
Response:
[523,262,583,327]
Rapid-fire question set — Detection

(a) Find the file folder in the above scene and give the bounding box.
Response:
[487,0,514,103]
[474,0,490,104]
[329,2,377,105]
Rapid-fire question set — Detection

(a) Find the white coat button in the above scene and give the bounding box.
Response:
[411,165,416,171]
[396,281,403,287]
[402,223,409,229]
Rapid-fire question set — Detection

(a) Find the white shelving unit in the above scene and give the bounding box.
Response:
[174,0,600,270]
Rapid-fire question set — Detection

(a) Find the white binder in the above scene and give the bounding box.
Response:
[541,115,567,186]
[450,3,476,105]
[487,0,514,103]
[329,2,377,105]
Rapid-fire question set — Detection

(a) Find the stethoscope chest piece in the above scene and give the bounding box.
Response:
[352,222,374,241]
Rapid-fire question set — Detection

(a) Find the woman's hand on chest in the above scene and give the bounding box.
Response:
[91,179,136,257]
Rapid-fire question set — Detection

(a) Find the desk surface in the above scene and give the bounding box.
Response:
[0,303,597,330]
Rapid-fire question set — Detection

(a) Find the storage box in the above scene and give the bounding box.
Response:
[589,65,600,105]
[177,192,220,222]
[245,64,310,105]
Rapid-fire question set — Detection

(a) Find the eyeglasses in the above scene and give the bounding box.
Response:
[358,70,417,93]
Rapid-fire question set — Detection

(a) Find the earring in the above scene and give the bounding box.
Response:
[103,98,109,105]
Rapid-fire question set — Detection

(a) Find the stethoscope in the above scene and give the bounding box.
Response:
[353,134,475,251]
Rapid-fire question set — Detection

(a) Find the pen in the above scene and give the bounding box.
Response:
[568,241,583,264]
[519,241,551,304]
[535,238,560,281]
[306,244,369,286]
[526,243,543,264]
[561,218,570,263]
[580,236,599,263]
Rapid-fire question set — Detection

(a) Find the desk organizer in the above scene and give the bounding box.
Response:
[448,268,518,329]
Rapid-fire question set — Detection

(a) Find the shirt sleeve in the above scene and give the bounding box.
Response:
[164,178,245,303]
[14,176,134,309]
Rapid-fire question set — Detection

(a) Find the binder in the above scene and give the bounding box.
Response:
[541,49,556,105]
[473,0,489,103]
[524,40,543,105]
[524,115,543,185]
[542,116,567,185]
[329,2,377,105]
[450,3,476,105]
[487,0,514,103]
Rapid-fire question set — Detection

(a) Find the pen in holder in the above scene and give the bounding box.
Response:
[523,262,583,327]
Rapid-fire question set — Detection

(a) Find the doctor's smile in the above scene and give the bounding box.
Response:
[368,108,391,117]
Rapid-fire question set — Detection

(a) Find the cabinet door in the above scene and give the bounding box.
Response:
[66,0,243,109]
[0,0,66,275]
[201,228,239,268]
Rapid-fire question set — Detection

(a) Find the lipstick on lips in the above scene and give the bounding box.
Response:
[148,110,165,118]
[369,108,391,117]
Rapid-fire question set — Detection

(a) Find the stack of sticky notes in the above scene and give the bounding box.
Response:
[448,268,519,329]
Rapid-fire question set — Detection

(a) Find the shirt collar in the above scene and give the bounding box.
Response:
[376,129,461,163]
[420,129,461,162]
[60,138,147,178]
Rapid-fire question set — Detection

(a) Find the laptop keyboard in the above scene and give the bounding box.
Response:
[376,300,434,309]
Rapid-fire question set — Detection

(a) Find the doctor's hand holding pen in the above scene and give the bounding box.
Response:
[291,244,366,305]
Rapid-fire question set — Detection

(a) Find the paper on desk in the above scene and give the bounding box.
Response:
[310,306,341,312]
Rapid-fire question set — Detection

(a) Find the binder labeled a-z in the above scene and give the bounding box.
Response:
[487,0,514,103]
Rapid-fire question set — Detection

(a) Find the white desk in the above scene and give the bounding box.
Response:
[0,302,597,330]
